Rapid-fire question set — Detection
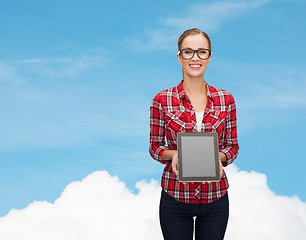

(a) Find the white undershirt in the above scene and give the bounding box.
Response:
[195,111,204,132]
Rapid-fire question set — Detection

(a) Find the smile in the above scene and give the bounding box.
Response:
[189,64,201,68]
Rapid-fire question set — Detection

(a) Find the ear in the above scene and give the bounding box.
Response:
[206,54,212,65]
[177,53,182,65]
[208,54,212,61]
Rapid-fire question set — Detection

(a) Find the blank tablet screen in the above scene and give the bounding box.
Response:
[177,132,220,182]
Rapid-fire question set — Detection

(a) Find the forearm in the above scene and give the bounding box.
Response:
[161,150,177,161]
[220,96,239,166]
[219,152,227,163]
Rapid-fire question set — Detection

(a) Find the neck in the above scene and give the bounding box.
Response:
[182,75,207,95]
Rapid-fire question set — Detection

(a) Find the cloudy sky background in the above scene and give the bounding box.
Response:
[1,0,306,239]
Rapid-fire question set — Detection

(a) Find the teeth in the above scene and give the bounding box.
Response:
[190,64,201,67]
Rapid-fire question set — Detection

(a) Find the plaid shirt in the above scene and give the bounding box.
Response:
[149,80,239,203]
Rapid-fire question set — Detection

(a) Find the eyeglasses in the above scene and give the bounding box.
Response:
[178,48,211,60]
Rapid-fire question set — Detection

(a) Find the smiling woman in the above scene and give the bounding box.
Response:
[149,28,239,240]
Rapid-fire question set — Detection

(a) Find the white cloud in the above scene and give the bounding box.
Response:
[127,0,271,51]
[0,62,26,85]
[17,54,107,78]
[0,62,15,83]
[0,165,305,240]
[164,0,270,31]
[226,165,306,239]
[0,171,162,240]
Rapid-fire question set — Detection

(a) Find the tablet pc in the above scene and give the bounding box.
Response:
[177,132,220,182]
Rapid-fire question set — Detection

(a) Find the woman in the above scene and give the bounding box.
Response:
[149,28,239,240]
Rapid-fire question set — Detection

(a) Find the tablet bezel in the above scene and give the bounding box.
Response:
[177,132,220,182]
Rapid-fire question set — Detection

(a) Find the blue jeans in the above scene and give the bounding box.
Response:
[159,190,229,240]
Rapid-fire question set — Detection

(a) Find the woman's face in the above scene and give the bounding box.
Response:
[177,34,212,79]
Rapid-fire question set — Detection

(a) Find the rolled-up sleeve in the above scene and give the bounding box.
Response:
[220,94,239,167]
[149,94,169,164]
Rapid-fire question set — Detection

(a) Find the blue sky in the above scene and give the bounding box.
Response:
[1,0,306,217]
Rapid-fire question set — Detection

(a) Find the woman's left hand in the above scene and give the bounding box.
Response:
[219,157,224,178]
[218,152,226,178]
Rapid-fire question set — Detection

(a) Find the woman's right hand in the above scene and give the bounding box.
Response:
[171,151,179,176]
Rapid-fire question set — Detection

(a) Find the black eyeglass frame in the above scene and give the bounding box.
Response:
[178,48,212,60]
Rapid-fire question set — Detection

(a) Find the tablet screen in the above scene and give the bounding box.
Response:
[177,132,220,182]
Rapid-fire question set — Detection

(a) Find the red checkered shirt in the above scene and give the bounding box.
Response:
[149,80,239,203]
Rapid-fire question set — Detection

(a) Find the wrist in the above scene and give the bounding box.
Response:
[162,150,177,160]
[219,152,227,163]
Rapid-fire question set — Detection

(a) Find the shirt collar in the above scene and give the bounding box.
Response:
[176,80,187,100]
[176,80,213,101]
[206,82,213,99]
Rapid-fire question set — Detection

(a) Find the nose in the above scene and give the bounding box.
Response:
[192,50,200,60]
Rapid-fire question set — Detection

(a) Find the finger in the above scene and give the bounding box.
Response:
[172,164,178,176]
[219,159,224,178]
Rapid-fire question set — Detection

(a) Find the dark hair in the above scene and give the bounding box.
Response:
[177,28,211,50]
